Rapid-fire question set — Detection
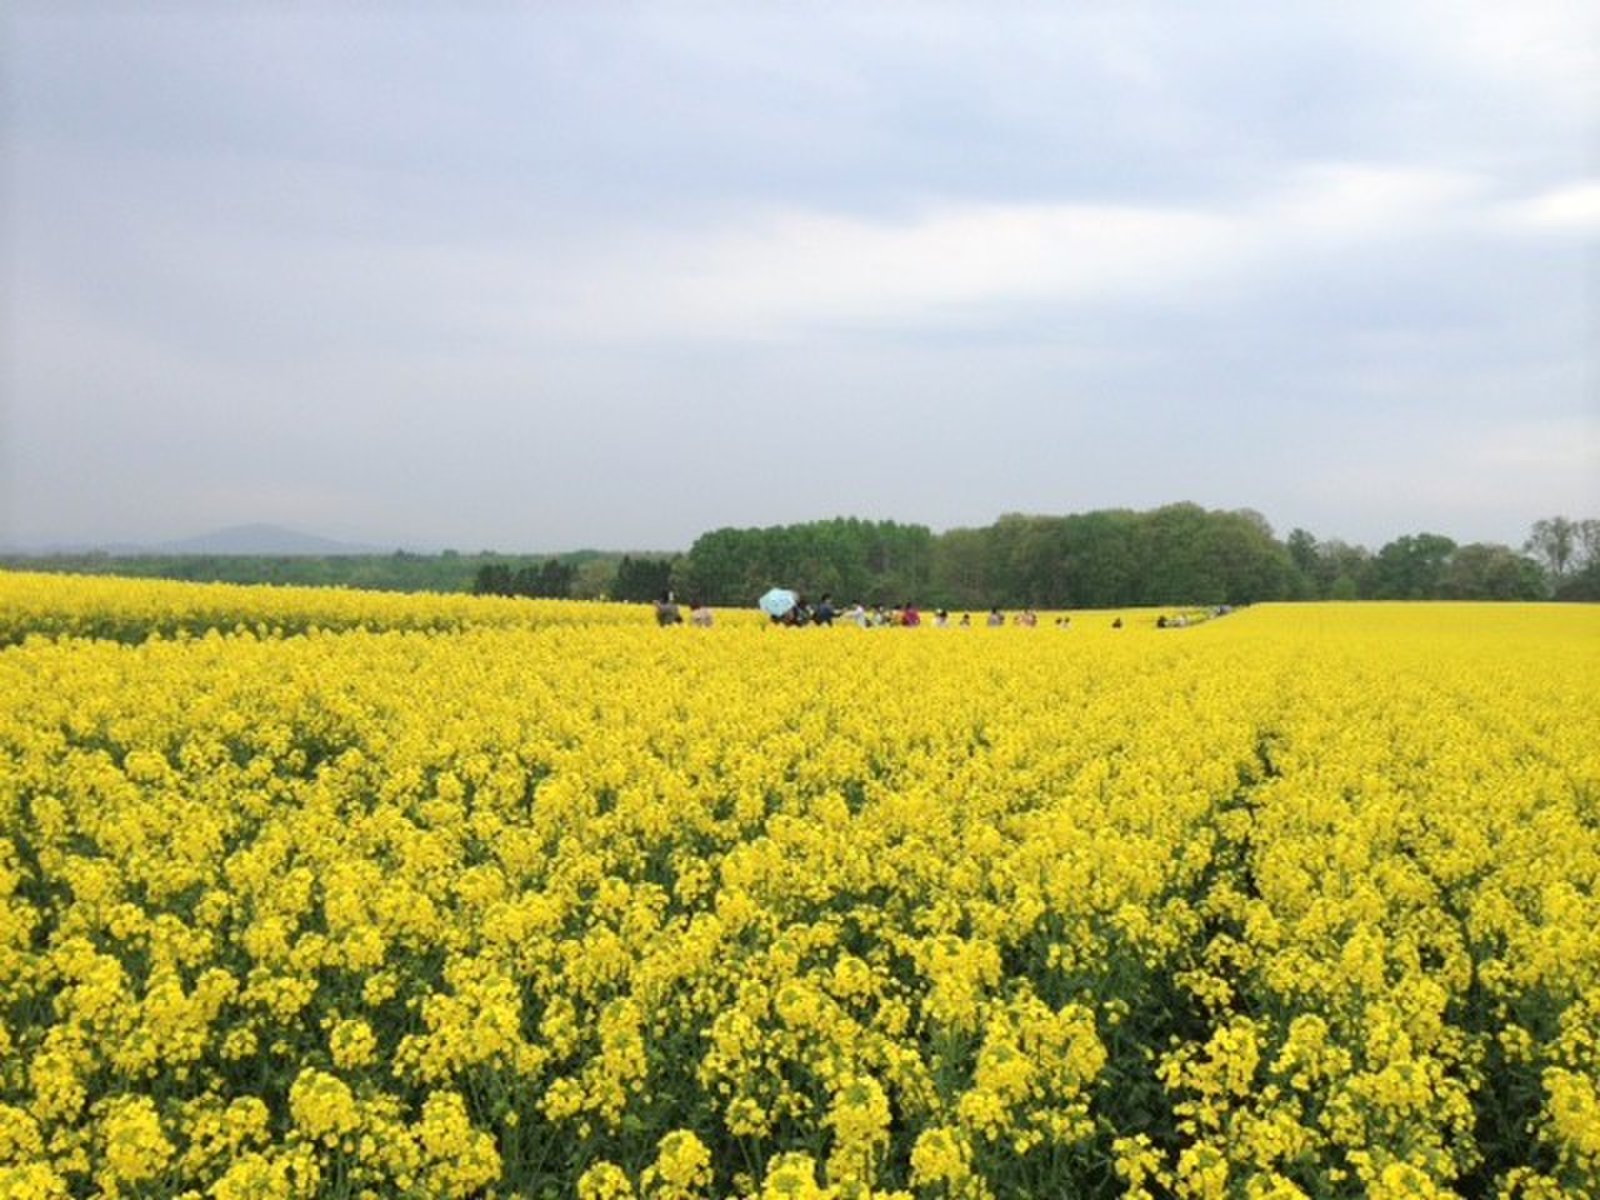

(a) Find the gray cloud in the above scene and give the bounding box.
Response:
[3,2,1596,552]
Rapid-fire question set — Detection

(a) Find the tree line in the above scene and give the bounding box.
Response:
[9,510,1596,608]
[660,507,1599,609]
[478,508,1599,608]
[471,554,674,603]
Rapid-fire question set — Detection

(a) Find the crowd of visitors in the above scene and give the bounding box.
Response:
[655,590,1236,630]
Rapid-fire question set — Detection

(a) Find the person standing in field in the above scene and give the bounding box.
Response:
[655,592,683,626]
[781,596,811,626]
[987,607,1005,627]
[901,601,921,627]
[690,601,713,627]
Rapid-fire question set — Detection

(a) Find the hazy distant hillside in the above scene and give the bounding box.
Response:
[154,524,394,556]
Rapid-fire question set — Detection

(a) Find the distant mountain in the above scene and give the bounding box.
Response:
[154,524,393,556]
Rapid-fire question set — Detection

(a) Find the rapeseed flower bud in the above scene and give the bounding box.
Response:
[99,1095,173,1186]
[0,1163,70,1199]
[329,1018,378,1070]
[288,1069,362,1144]
[417,1091,501,1198]
[753,1152,834,1200]
[641,1130,713,1200]
[909,1125,971,1190]
[579,1160,636,1200]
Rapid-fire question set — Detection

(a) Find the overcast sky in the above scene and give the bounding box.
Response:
[3,3,1597,553]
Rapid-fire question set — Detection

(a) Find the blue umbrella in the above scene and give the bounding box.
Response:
[758,588,799,618]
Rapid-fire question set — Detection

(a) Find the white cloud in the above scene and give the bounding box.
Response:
[1263,163,1488,238]
[613,203,1242,337]
[1417,0,1600,113]
[1502,180,1600,233]
[520,161,1519,341]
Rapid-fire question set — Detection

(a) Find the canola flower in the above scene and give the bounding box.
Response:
[0,569,688,647]
[0,571,1597,1198]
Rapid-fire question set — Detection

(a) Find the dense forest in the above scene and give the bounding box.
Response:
[671,508,1597,608]
[6,508,1596,609]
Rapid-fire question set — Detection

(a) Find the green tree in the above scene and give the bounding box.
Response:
[1370,533,1457,599]
[1314,540,1372,599]
[1524,516,1578,581]
[1202,509,1297,604]
[930,526,993,610]
[1440,543,1546,600]
[1576,520,1600,570]
[1286,528,1320,598]
[612,556,676,604]
[571,558,616,600]
[474,563,513,596]
[1058,510,1139,608]
[535,558,575,598]
[996,514,1071,607]
[682,529,753,606]
[683,518,933,607]
[1555,560,1600,601]
[1132,503,1224,604]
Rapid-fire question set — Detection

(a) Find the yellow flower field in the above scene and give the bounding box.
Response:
[1,572,1597,1198]
[0,571,671,648]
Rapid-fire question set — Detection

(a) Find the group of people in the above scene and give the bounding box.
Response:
[772,596,1070,630]
[779,596,920,627]
[774,595,931,628]
[1155,606,1232,629]
[657,590,1220,631]
[653,593,714,627]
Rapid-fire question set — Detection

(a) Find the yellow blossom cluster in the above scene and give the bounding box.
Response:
[0,571,1596,1198]
[0,569,685,647]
